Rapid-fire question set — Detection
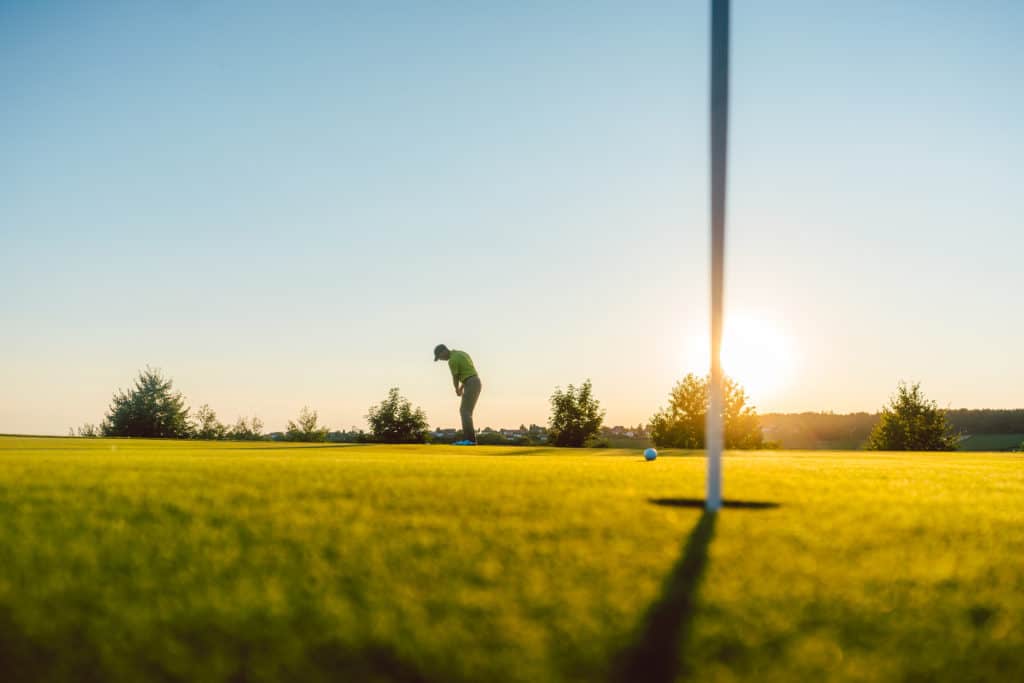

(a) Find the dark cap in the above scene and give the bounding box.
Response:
[433,344,448,361]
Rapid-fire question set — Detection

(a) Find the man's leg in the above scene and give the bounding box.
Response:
[459,376,482,443]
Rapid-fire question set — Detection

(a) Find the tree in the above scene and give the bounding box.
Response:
[103,367,191,438]
[227,416,264,441]
[866,382,958,451]
[192,404,227,440]
[366,388,429,444]
[285,406,330,442]
[548,379,605,447]
[74,423,102,438]
[648,373,764,449]
[649,374,706,449]
[723,377,764,449]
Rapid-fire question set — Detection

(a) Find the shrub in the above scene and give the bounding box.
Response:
[366,388,429,444]
[74,423,102,438]
[548,380,605,447]
[192,404,227,440]
[866,382,958,451]
[648,373,764,449]
[103,367,191,439]
[227,416,265,441]
[285,407,330,442]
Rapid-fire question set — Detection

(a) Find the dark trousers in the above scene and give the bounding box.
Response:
[460,375,482,442]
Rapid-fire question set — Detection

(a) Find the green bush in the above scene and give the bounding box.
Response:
[866,382,958,451]
[548,380,605,447]
[366,388,429,444]
[192,404,227,440]
[102,368,191,439]
[227,416,264,441]
[285,406,330,442]
[648,373,764,449]
[74,423,102,438]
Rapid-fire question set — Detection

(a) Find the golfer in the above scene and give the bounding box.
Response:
[433,344,481,445]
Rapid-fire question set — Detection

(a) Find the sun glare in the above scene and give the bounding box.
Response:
[682,313,795,404]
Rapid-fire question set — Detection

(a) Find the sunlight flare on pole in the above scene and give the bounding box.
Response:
[707,0,729,512]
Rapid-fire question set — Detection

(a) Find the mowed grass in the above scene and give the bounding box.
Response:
[1,437,1022,682]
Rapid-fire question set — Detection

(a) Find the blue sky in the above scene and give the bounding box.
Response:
[2,1,1022,435]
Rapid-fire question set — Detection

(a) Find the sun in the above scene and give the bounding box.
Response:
[682,313,796,403]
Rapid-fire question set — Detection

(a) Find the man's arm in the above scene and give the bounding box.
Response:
[449,355,463,395]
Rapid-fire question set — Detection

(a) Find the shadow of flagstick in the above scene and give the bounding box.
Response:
[611,511,718,683]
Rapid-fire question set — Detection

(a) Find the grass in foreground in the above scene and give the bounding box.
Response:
[0,437,1022,682]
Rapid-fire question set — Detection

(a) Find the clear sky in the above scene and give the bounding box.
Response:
[3,1,1022,435]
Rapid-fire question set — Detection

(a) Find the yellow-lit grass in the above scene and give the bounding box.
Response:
[0,437,1021,681]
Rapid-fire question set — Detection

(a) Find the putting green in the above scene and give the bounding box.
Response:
[1,437,1021,681]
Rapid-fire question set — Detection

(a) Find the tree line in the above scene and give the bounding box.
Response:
[76,368,982,451]
[760,404,1024,450]
[646,378,963,452]
[76,368,421,443]
[75,368,266,441]
[74,369,608,446]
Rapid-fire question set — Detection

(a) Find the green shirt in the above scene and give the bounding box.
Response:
[448,350,478,383]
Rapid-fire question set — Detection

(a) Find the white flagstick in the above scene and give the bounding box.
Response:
[707,0,729,512]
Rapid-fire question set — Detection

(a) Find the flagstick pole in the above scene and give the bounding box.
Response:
[707,0,729,512]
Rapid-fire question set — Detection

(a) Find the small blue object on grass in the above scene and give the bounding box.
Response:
[644,448,657,461]
[453,440,476,446]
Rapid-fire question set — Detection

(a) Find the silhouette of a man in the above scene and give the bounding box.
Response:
[434,344,481,445]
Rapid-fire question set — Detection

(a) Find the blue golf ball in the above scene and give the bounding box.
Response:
[644,448,657,461]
